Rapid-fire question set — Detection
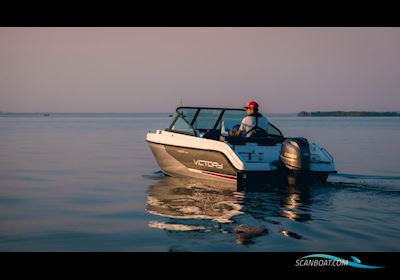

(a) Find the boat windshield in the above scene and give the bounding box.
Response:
[169,107,245,131]
[168,107,283,138]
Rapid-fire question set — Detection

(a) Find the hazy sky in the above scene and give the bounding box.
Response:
[1,27,399,113]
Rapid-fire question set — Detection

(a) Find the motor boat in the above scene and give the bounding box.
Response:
[146,106,336,190]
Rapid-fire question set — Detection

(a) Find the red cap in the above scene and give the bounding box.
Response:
[244,101,259,109]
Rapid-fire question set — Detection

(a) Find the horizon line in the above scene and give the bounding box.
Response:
[1,110,400,114]
[0,111,299,114]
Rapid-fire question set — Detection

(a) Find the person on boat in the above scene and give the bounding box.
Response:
[230,101,269,137]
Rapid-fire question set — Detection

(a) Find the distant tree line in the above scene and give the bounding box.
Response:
[298,111,400,117]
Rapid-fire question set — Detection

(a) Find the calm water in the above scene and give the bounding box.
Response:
[0,114,399,251]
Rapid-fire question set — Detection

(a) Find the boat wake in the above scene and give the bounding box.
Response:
[141,171,165,180]
[328,172,400,194]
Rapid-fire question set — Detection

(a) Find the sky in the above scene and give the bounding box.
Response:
[1,27,399,113]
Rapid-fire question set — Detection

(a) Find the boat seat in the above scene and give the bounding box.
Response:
[223,136,283,146]
[225,136,247,145]
[246,137,284,146]
[202,129,221,140]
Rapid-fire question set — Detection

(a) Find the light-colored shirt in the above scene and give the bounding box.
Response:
[239,114,268,137]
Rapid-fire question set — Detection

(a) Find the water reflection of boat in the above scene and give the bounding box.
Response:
[279,186,312,223]
[146,176,243,224]
[145,176,316,246]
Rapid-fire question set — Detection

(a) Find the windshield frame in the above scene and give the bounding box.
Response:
[168,106,284,138]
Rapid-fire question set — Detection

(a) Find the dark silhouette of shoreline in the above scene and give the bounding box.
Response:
[298,111,400,117]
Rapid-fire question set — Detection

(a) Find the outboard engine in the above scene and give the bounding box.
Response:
[279,137,310,172]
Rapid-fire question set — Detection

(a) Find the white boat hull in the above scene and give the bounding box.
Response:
[146,130,336,189]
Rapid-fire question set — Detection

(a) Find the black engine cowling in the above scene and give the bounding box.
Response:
[279,137,310,172]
